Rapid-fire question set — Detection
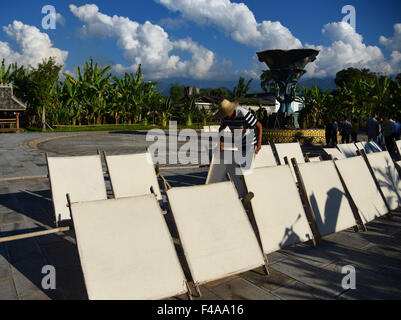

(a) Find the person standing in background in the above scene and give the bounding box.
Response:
[351,118,359,142]
[378,117,385,148]
[325,119,333,147]
[341,118,352,144]
[332,119,339,146]
[382,116,395,152]
[367,114,380,142]
[392,116,401,141]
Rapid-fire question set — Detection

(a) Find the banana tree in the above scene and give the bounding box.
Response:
[73,58,112,125]
[369,76,392,116]
[159,96,173,127]
[0,59,15,84]
[198,103,218,126]
[62,74,85,125]
[300,85,331,128]
[183,94,198,126]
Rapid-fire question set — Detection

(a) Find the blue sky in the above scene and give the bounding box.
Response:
[0,0,400,81]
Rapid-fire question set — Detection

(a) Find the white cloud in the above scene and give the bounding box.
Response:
[56,13,66,27]
[69,4,230,79]
[380,24,401,52]
[159,17,189,31]
[0,21,68,67]
[157,0,401,79]
[156,0,302,50]
[304,22,400,78]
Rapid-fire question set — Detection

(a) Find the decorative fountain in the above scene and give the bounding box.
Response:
[257,49,319,128]
[257,49,325,144]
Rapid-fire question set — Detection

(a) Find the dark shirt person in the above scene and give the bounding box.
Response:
[367,114,380,142]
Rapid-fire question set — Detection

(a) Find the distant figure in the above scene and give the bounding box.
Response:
[366,114,380,142]
[382,116,395,152]
[332,120,339,146]
[378,117,385,148]
[351,118,359,142]
[325,119,333,147]
[392,116,401,141]
[340,118,352,144]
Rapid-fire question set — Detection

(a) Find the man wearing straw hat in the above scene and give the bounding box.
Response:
[217,99,263,156]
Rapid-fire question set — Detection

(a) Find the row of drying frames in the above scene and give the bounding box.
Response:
[1,140,401,300]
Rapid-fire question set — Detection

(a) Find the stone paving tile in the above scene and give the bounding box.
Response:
[266,251,288,265]
[207,278,280,300]
[272,280,334,300]
[175,286,222,300]
[1,225,46,264]
[0,279,17,300]
[204,275,240,289]
[280,241,340,268]
[271,257,345,298]
[40,240,81,270]
[349,224,401,247]
[323,243,401,274]
[364,243,401,262]
[0,211,25,226]
[241,266,295,292]
[10,256,58,300]
[0,247,11,280]
[323,230,372,250]
[52,267,87,300]
[337,275,401,300]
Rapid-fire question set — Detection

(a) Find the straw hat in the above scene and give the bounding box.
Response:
[217,99,239,118]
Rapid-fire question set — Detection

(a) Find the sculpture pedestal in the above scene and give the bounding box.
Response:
[263,129,326,144]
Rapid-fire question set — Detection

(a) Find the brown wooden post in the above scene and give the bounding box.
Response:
[16,112,19,131]
[291,158,321,246]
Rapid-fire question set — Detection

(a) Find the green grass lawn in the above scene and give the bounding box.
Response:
[22,123,221,133]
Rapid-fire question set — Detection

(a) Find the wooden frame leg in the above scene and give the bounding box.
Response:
[195,284,202,298]
[184,281,194,300]
[155,165,172,191]
[291,158,322,246]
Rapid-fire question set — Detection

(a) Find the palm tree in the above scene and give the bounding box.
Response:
[232,77,253,100]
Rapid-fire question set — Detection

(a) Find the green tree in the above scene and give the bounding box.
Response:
[169,83,185,104]
[260,70,278,95]
[232,77,253,100]
[183,94,198,126]
[0,60,17,84]
[300,85,331,128]
[30,57,63,131]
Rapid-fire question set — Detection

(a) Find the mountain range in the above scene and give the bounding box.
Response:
[152,77,337,95]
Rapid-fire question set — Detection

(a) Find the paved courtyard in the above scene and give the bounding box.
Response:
[0,131,400,300]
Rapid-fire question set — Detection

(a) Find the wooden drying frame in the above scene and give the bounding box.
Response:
[359,149,395,219]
